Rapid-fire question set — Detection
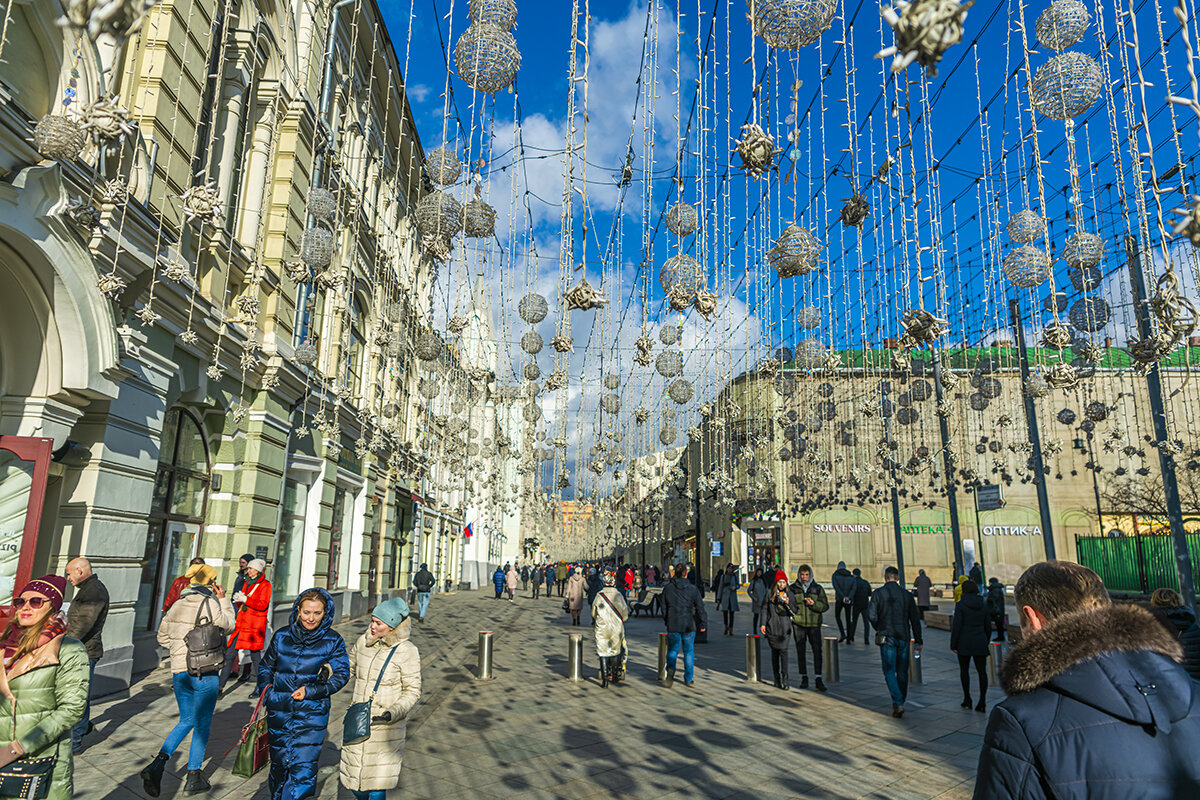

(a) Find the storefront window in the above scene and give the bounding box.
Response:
[276,479,307,598]
[328,487,347,588]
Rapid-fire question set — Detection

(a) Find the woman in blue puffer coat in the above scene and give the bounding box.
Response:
[256,588,349,800]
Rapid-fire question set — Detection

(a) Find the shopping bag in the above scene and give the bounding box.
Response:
[232,689,270,778]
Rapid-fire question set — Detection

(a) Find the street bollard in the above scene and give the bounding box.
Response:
[909,639,923,684]
[567,633,584,682]
[988,640,1004,685]
[745,635,760,682]
[823,637,841,683]
[477,631,493,680]
[657,633,669,682]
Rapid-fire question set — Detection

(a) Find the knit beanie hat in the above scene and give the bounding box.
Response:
[247,558,267,573]
[18,575,67,611]
[774,570,788,585]
[372,597,410,628]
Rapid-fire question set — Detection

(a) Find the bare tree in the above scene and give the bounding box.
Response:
[1100,467,1200,518]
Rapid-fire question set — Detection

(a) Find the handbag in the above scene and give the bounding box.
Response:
[231,688,270,778]
[0,693,56,799]
[562,599,569,612]
[343,645,398,746]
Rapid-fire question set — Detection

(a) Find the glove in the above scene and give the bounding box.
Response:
[232,592,247,603]
[370,711,392,723]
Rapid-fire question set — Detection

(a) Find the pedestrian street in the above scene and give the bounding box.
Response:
[73,589,983,800]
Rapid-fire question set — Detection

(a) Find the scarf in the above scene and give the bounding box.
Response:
[2,612,67,665]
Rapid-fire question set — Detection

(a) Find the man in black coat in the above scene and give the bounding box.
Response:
[661,564,707,686]
[65,557,109,751]
[413,563,435,621]
[831,561,855,643]
[847,568,872,644]
[973,561,1200,800]
[868,565,923,717]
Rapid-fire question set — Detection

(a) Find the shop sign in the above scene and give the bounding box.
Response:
[900,525,946,535]
[754,531,774,541]
[813,524,872,533]
[983,525,1042,536]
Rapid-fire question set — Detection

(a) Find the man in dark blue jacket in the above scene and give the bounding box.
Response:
[661,564,707,686]
[973,560,1200,799]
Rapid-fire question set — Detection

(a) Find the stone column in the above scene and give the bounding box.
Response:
[237,97,278,250]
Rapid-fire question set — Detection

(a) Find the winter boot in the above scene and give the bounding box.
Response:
[664,667,675,687]
[799,676,809,690]
[961,695,973,709]
[140,753,169,798]
[773,674,782,689]
[183,770,210,794]
[781,672,789,690]
[815,677,827,692]
[600,657,609,688]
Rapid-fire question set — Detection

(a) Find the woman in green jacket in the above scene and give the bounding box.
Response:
[0,574,89,800]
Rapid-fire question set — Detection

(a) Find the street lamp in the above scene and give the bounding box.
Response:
[606,523,613,565]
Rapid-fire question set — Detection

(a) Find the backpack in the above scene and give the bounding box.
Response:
[185,595,227,676]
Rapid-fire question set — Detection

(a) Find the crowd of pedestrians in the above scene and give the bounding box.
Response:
[5,552,1199,800]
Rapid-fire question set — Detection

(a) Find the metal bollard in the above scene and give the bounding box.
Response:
[657,633,669,682]
[988,640,1004,685]
[567,633,584,682]
[477,631,493,680]
[908,639,923,684]
[746,635,760,682]
[823,637,840,682]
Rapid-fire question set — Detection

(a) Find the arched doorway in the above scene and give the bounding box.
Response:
[134,408,211,630]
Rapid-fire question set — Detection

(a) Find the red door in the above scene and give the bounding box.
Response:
[0,436,54,606]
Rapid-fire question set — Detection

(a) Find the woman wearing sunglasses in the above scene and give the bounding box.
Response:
[0,575,90,800]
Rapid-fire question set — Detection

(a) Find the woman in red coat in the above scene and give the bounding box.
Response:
[219,558,272,694]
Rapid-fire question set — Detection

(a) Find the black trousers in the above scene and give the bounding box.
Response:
[752,612,760,634]
[558,580,565,597]
[991,612,1006,639]
[793,625,823,676]
[835,600,851,638]
[958,653,988,700]
[723,610,735,628]
[771,646,789,683]
[848,605,869,641]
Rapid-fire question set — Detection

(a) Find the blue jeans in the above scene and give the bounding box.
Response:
[353,792,385,800]
[161,672,220,770]
[71,657,98,750]
[666,632,696,682]
[880,637,911,705]
[417,591,431,619]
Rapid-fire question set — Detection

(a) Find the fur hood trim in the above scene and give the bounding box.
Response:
[1001,604,1183,695]
[369,616,411,647]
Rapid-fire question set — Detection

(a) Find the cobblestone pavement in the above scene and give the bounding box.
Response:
[75,588,988,800]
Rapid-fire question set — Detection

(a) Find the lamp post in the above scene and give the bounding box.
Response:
[606,523,614,566]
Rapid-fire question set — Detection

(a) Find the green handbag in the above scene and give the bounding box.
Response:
[232,690,269,778]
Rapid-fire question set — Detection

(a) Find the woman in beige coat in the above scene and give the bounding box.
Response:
[339,598,421,800]
[564,569,586,625]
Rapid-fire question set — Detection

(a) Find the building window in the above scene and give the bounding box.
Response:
[345,295,365,397]
[276,479,307,598]
[327,487,347,588]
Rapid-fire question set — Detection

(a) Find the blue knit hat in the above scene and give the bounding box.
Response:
[372,597,410,628]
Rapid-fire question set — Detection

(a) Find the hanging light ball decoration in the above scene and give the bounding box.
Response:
[663,203,700,236]
[414,191,464,240]
[660,325,681,346]
[751,0,838,49]
[523,362,541,381]
[1063,231,1103,269]
[1007,209,1046,243]
[454,23,521,94]
[463,199,497,238]
[603,374,620,390]
[1069,296,1110,332]
[1031,52,1104,120]
[733,123,779,178]
[1084,400,1109,422]
[769,224,821,278]
[660,254,706,305]
[880,0,976,77]
[469,0,517,30]
[1025,373,1050,397]
[523,403,542,423]
[520,331,544,355]
[969,392,989,411]
[601,393,621,414]
[668,378,694,405]
[660,425,677,446]
[794,338,827,370]
[1068,265,1102,292]
[308,188,337,222]
[656,350,684,378]
[294,342,318,367]
[300,226,335,268]
[425,147,463,185]
[774,374,797,397]
[910,379,933,402]
[415,330,444,362]
[33,114,87,161]
[518,293,548,324]
[1003,245,1051,288]
[419,378,440,399]
[796,306,821,329]
[1044,292,1069,314]
[1035,0,1090,50]
[1057,408,1077,425]
[975,376,1003,399]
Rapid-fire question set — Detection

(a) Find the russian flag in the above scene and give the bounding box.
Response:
[464,522,473,538]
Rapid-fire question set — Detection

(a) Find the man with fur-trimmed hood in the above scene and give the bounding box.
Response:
[973,560,1200,799]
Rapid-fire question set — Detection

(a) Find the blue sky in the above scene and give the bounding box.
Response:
[379,0,1200,498]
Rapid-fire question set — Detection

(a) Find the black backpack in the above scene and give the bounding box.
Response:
[184,595,227,676]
